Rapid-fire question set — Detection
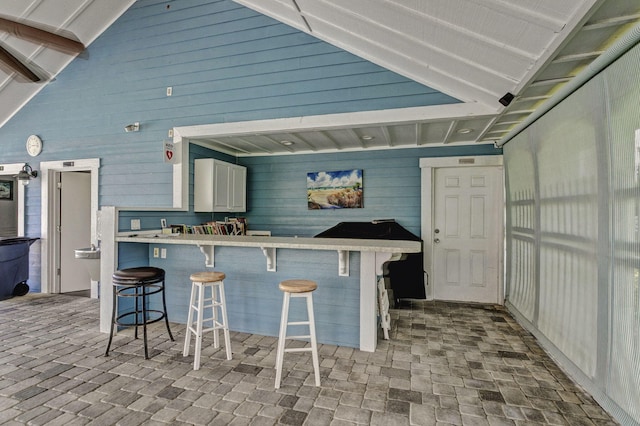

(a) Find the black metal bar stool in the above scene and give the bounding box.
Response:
[104,266,174,359]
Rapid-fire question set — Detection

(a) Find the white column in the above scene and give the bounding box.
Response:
[99,206,117,333]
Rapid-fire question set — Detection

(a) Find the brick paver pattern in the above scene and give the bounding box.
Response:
[0,294,618,425]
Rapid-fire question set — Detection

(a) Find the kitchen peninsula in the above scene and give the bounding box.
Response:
[98,207,422,352]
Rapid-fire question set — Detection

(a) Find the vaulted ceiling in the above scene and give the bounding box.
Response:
[0,0,134,128]
[2,0,640,154]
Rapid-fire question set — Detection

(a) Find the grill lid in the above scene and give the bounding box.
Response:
[314,220,419,241]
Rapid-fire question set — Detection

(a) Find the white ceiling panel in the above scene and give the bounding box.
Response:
[222,0,639,154]
[178,104,497,156]
[1,0,639,156]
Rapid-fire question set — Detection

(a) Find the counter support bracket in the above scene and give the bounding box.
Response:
[338,250,349,276]
[198,245,215,268]
[261,247,276,271]
[199,246,348,275]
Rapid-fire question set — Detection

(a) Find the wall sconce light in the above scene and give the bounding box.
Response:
[124,122,140,132]
[17,163,38,185]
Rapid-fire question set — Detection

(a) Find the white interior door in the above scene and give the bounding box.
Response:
[432,165,502,303]
[59,171,92,293]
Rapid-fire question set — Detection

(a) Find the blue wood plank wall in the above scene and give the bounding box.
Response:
[117,143,237,231]
[240,145,500,237]
[0,0,486,294]
[120,141,501,237]
[146,245,362,348]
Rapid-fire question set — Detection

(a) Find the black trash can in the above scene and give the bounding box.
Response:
[0,237,38,301]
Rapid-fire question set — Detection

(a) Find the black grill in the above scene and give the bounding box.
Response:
[315,220,425,303]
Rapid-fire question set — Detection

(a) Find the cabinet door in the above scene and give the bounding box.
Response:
[193,158,246,213]
[229,165,246,212]
[194,158,214,212]
[212,161,231,211]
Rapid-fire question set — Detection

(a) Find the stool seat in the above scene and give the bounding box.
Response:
[190,271,226,283]
[279,279,317,293]
[113,266,165,282]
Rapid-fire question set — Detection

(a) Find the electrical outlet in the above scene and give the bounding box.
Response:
[131,219,141,230]
[153,247,159,258]
[166,86,172,96]
[161,248,167,259]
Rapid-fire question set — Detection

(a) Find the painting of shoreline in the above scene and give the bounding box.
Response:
[307,169,363,209]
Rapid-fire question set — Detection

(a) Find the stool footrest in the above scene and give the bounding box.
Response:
[284,347,313,353]
[190,302,223,310]
[115,310,166,327]
[286,335,311,340]
[287,321,310,326]
[187,322,226,334]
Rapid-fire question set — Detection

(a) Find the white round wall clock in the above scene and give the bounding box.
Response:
[26,134,43,157]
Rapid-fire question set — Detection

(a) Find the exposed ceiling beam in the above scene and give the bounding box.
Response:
[0,45,40,82]
[318,130,342,150]
[0,17,85,54]
[582,13,640,30]
[552,51,603,63]
[442,121,457,144]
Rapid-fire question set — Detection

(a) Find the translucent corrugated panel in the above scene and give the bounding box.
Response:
[534,79,601,377]
[603,45,640,424]
[504,41,640,425]
[504,136,536,321]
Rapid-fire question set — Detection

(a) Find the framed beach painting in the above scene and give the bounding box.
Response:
[0,180,13,201]
[307,169,363,209]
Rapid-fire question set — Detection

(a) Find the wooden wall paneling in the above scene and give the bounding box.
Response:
[0,0,491,293]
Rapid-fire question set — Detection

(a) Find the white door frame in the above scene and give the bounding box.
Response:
[0,163,27,236]
[40,158,100,294]
[420,155,504,301]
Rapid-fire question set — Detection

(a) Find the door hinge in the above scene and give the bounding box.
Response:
[57,268,61,276]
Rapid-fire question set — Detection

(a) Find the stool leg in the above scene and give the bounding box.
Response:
[183,282,197,357]
[194,283,205,370]
[104,285,117,357]
[218,281,232,360]
[275,292,291,389]
[142,285,149,359]
[211,284,219,349]
[306,293,321,386]
[161,278,174,341]
[134,286,140,340]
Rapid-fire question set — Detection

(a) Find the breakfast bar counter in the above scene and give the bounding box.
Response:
[118,232,421,274]
[99,208,422,352]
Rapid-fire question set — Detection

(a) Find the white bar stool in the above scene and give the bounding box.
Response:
[183,271,231,370]
[275,279,321,389]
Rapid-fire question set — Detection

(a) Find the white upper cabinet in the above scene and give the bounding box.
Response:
[194,159,246,212]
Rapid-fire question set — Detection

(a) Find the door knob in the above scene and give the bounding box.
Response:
[434,238,440,243]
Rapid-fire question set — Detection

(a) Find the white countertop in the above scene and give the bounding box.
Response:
[116,232,422,253]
